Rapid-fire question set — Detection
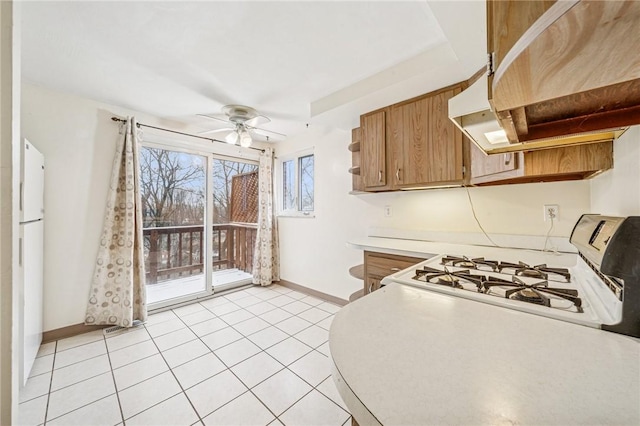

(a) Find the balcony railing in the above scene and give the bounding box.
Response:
[143,223,258,284]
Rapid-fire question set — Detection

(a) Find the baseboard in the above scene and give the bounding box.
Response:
[42,323,109,344]
[276,280,349,307]
[43,282,346,344]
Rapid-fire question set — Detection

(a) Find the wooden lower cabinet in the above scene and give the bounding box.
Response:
[365,277,382,294]
[470,141,613,185]
[363,251,423,295]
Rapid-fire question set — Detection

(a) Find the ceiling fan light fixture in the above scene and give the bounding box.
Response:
[225,131,239,144]
[240,130,252,148]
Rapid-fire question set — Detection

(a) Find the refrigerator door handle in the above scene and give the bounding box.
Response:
[19,182,23,212]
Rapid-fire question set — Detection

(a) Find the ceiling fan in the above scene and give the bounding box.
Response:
[197,105,286,147]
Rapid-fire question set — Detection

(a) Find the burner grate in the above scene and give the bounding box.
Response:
[482,276,582,312]
[441,255,499,271]
[498,261,571,282]
[414,266,485,290]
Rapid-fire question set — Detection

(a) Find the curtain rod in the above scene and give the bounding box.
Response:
[110,117,265,153]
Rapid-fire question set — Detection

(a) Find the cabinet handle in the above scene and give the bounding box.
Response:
[390,267,400,272]
[395,169,401,181]
[378,171,382,182]
[504,153,512,165]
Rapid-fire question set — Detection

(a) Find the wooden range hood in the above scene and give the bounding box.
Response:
[452,0,640,155]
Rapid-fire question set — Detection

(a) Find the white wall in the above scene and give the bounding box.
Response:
[21,83,140,331]
[276,126,592,301]
[590,126,640,216]
[21,83,264,332]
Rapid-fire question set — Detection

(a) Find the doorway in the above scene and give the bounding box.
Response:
[139,144,260,307]
[211,157,259,292]
[140,146,208,305]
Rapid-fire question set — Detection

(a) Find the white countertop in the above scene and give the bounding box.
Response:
[330,283,640,425]
[348,236,577,267]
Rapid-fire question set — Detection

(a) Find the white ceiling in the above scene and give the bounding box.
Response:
[21,1,486,142]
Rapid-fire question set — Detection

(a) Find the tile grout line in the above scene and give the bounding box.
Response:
[42,338,123,424]
[103,334,126,425]
[150,307,230,424]
[173,304,288,423]
[197,300,343,423]
[114,325,187,424]
[41,340,57,425]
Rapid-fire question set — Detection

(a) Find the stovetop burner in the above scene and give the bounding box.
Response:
[413,266,484,290]
[515,288,544,304]
[498,261,571,282]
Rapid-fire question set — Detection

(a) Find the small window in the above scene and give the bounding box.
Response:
[279,150,314,217]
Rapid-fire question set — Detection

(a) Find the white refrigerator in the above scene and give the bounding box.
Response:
[19,138,45,385]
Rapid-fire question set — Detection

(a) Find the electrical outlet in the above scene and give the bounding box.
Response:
[543,204,559,222]
[384,205,392,217]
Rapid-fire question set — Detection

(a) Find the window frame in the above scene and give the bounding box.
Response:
[277,148,315,218]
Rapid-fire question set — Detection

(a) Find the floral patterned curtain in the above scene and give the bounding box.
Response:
[253,147,280,286]
[85,117,147,327]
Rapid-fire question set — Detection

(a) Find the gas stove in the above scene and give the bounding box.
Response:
[381,215,640,337]
[414,257,581,312]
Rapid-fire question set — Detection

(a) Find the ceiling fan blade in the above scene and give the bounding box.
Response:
[245,115,271,127]
[198,127,235,135]
[196,113,232,125]
[247,126,287,138]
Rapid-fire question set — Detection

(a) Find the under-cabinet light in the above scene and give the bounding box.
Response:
[484,129,509,145]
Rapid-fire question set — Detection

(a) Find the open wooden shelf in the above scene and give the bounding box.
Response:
[348,141,361,152]
[348,166,360,175]
[349,289,365,303]
[349,264,365,280]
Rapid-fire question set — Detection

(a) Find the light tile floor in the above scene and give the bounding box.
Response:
[18,284,351,426]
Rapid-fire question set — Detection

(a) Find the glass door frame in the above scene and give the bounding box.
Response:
[210,153,259,293]
[140,135,260,312]
[140,138,213,311]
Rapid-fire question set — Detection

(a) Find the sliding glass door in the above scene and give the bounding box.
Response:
[211,157,259,291]
[140,146,208,305]
[139,143,260,307]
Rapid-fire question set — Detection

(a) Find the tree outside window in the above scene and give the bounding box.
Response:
[280,151,314,216]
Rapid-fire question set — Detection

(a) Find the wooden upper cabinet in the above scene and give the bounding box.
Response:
[488,0,640,144]
[361,110,389,191]
[470,145,521,184]
[390,84,465,188]
[470,141,613,186]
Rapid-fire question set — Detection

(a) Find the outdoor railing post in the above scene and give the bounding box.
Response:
[149,228,159,284]
[227,225,235,270]
[199,228,204,272]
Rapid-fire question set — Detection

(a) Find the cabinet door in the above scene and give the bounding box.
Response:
[361,110,387,190]
[470,142,522,184]
[390,98,427,187]
[363,251,423,295]
[392,88,464,187]
[427,89,464,184]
